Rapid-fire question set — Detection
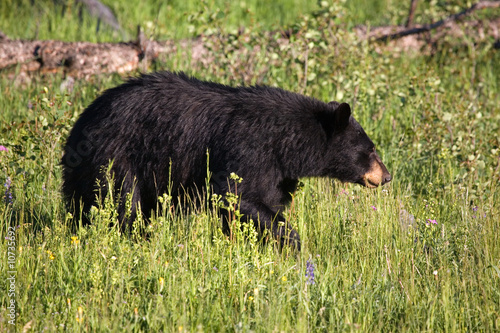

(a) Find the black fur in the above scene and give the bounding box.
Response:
[62,71,389,250]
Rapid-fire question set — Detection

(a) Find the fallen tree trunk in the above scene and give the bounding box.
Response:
[0,39,141,76]
[0,31,211,80]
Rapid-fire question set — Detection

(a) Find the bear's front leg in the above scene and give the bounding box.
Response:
[237,200,301,251]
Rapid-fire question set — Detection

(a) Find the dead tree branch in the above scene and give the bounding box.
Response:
[406,0,420,28]
[377,0,500,41]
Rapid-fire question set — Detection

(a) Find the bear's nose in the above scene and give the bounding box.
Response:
[383,174,392,184]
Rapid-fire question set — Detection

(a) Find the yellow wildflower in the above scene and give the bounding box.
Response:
[159,277,165,292]
[71,236,79,245]
[46,250,55,260]
[76,306,84,323]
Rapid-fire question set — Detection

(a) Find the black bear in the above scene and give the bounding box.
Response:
[62,71,391,250]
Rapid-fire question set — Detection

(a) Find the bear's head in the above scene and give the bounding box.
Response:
[317,102,391,188]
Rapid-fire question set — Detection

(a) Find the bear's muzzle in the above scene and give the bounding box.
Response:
[361,153,391,188]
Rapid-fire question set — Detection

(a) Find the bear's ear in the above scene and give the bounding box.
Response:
[333,102,351,131]
[317,102,351,135]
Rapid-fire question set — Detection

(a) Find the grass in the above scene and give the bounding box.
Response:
[1,0,500,332]
[1,0,318,41]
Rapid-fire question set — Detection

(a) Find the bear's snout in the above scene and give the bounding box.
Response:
[361,154,391,188]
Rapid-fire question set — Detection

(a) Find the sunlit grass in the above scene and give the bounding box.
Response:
[0,0,318,41]
[1,1,499,331]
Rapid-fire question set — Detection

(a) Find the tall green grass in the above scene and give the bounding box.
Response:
[1,0,318,41]
[1,1,499,332]
[4,0,495,42]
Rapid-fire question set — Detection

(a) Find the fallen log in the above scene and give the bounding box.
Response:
[0,39,140,76]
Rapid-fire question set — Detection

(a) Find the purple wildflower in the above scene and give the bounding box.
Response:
[427,219,437,225]
[0,145,8,152]
[472,206,478,212]
[213,267,218,272]
[370,205,377,211]
[4,177,13,205]
[305,259,315,285]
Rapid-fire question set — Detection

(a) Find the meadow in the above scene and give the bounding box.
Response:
[1,0,499,331]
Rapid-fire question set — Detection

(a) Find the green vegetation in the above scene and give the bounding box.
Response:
[1,0,318,41]
[1,0,499,331]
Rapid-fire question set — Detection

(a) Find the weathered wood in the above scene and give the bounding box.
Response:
[358,17,500,53]
[405,0,419,28]
[0,34,194,79]
[0,39,139,77]
[377,0,500,41]
[77,0,123,34]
